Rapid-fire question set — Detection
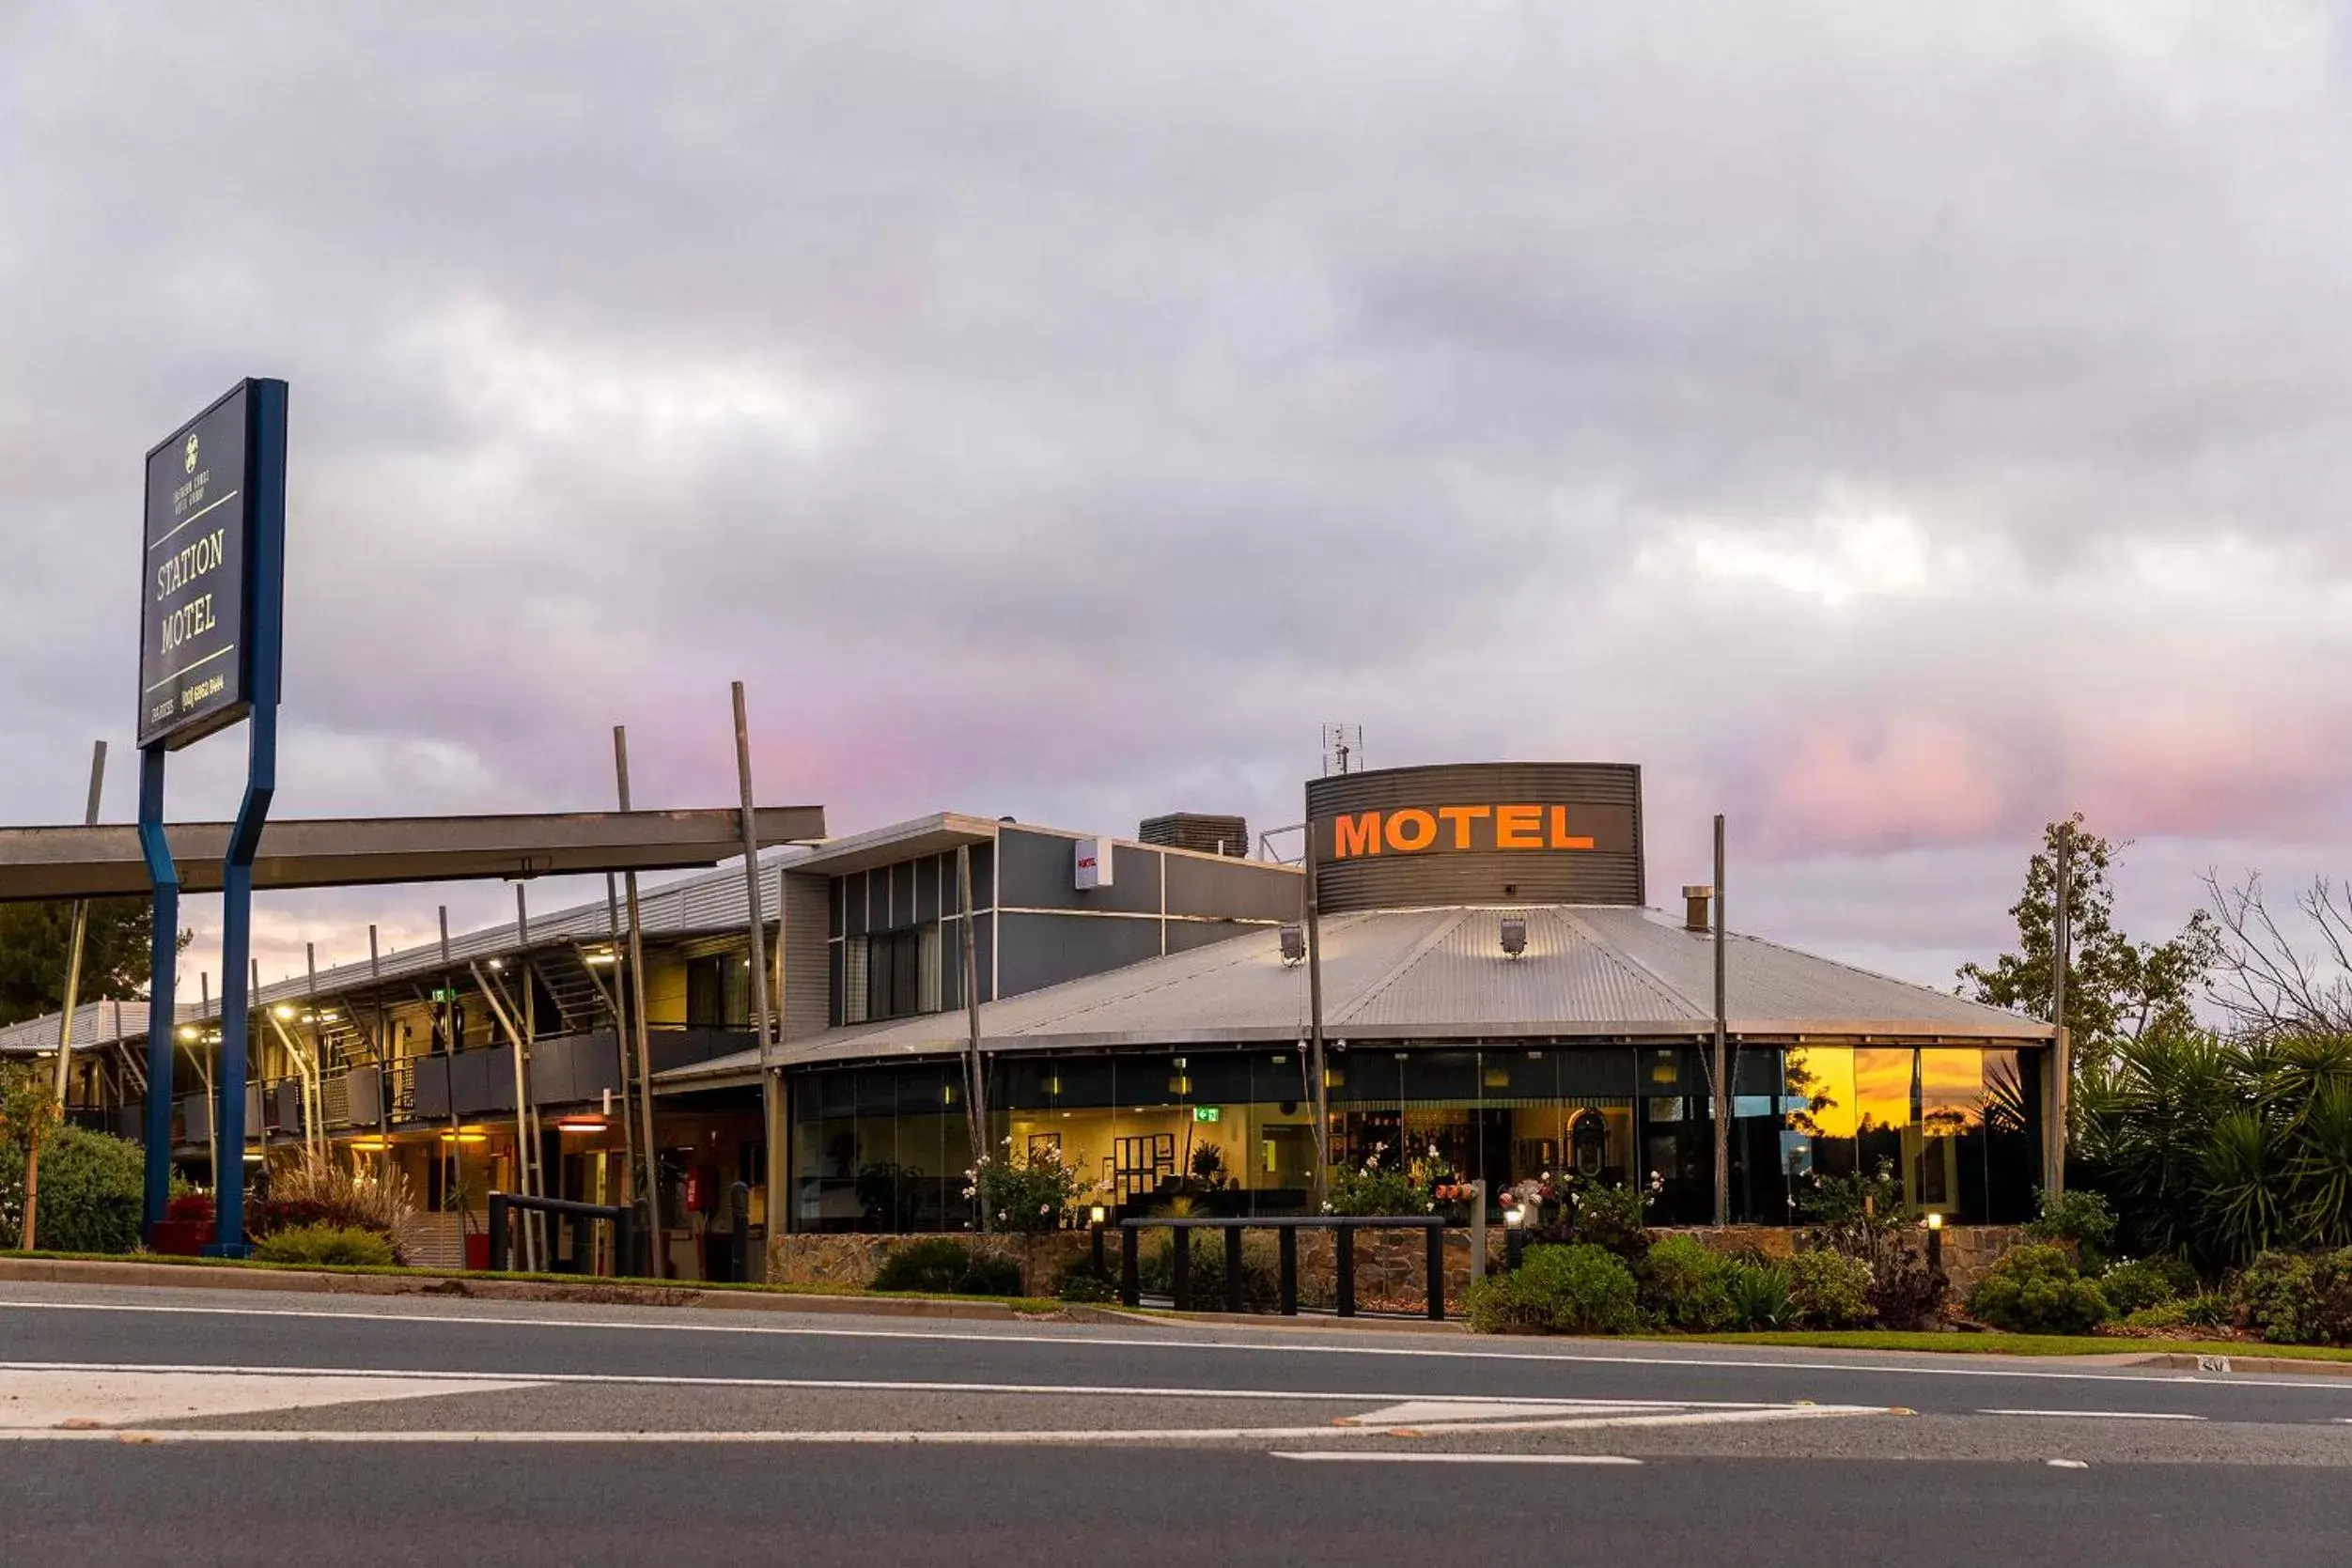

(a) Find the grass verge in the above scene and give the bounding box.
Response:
[1648,1328,2352,1363]
[2,1250,1063,1314]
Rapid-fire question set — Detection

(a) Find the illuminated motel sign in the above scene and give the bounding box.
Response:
[1329,804,1599,859]
[1306,763,1645,911]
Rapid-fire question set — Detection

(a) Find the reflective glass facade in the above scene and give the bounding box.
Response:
[787,1042,2044,1233]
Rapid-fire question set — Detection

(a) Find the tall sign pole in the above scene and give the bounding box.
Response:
[135,379,288,1255]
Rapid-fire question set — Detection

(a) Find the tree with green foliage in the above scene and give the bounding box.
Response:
[1957,815,2221,1071]
[0,898,188,1028]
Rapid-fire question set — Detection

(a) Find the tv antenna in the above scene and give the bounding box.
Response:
[1321,723,1363,778]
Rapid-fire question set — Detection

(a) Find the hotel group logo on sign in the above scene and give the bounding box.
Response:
[1305,762,1645,912]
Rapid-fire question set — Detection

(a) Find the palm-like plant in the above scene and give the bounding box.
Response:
[2200,1110,2292,1265]
[2291,1083,2352,1248]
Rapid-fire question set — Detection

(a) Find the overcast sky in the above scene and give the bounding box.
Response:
[5,3,2346,995]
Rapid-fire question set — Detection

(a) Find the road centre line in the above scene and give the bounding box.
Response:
[1277,1453,1642,1466]
[1978,1409,2205,1421]
[6,1297,2348,1393]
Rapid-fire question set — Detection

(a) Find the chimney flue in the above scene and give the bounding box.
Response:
[1682,884,1714,932]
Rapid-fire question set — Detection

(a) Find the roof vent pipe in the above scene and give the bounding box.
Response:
[1683,884,1714,932]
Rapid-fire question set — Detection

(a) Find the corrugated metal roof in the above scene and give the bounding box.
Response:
[0,846,816,1057]
[660,903,2049,1085]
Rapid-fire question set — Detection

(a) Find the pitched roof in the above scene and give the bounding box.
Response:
[659,903,2048,1085]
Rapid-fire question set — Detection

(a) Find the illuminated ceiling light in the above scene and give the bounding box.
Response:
[488,958,505,971]
[177,1025,199,1042]
[553,1118,609,1134]
[272,1005,295,1021]
[584,951,617,967]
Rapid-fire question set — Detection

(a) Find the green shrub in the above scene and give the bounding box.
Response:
[2098,1256,2197,1316]
[2232,1248,2352,1345]
[2233,1250,2319,1343]
[1966,1244,2112,1334]
[869,1238,1026,1296]
[2122,1300,2188,1329]
[2024,1188,2118,1268]
[2181,1292,2231,1328]
[871,1237,976,1292]
[1786,1248,1874,1328]
[0,1125,144,1253]
[970,1141,1092,1234]
[1639,1234,1737,1331]
[1565,1179,1656,1262]
[1726,1261,1794,1329]
[1465,1243,1640,1335]
[958,1253,1024,1296]
[1139,1231,1282,1310]
[251,1223,397,1267]
[1051,1256,1115,1303]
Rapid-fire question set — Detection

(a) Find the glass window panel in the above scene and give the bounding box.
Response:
[1783,1046,1855,1189]
[1558,1048,1635,1098]
[1854,1048,1915,1204]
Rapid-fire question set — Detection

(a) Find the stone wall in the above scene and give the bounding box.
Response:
[774,1221,2032,1308]
[1659,1222,2031,1295]
[771,1232,1088,1296]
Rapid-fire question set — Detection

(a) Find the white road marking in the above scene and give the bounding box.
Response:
[1343,1399,1670,1425]
[2048,1458,2090,1468]
[7,1296,2347,1393]
[1980,1409,2204,1421]
[1276,1452,1642,1466]
[0,1370,538,1429]
[0,1404,1876,1448]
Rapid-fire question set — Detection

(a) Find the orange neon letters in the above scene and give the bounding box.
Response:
[1324,803,1599,857]
[1549,805,1595,850]
[1384,808,1438,852]
[1494,804,1544,849]
[1332,812,1381,860]
[1437,804,1490,848]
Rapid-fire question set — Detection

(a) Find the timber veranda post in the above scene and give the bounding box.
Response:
[615,725,662,1277]
[730,680,778,1281]
[1304,826,1330,1210]
[958,845,989,1232]
[24,738,106,1253]
[1712,814,1730,1230]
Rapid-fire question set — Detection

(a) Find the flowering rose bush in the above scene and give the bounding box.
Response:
[965,1140,1100,1233]
[1324,1142,1453,1217]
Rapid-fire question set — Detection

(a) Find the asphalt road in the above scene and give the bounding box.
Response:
[3,1281,2350,1566]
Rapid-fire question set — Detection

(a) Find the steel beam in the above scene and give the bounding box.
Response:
[0,805,828,902]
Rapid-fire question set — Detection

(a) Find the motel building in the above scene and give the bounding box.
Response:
[0,763,2053,1277]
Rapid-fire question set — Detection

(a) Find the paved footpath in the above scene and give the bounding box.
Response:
[2,1281,2348,1566]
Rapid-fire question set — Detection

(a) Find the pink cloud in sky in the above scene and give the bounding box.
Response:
[1758,718,2016,858]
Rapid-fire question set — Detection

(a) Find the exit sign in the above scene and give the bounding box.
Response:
[1192,1106,1221,1123]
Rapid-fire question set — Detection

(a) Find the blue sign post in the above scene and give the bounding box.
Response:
[136,379,288,1254]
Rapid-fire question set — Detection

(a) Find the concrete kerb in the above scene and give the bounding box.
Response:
[0,1256,1116,1324]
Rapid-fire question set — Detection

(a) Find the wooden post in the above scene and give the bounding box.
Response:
[23,740,106,1252]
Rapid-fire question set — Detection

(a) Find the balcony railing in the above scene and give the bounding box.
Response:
[159,1027,755,1145]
